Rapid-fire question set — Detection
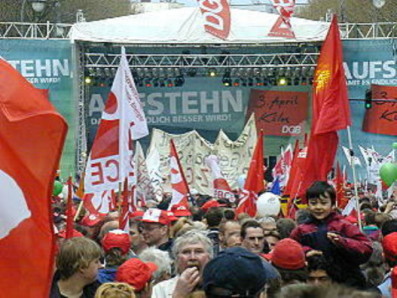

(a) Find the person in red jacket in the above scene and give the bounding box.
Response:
[290,181,373,289]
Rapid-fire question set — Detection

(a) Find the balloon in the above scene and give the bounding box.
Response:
[393,142,397,150]
[379,163,397,187]
[256,192,281,217]
[236,175,246,189]
[53,180,63,196]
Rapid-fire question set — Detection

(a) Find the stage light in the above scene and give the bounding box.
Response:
[166,79,174,87]
[248,78,253,86]
[145,79,152,87]
[84,76,93,85]
[88,67,95,76]
[222,74,232,87]
[104,67,111,77]
[175,75,185,87]
[255,78,263,86]
[233,79,240,87]
[153,78,159,87]
[208,68,217,77]
[159,79,165,87]
[187,68,197,77]
[278,77,288,86]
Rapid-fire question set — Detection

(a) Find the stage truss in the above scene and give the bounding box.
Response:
[2,20,397,173]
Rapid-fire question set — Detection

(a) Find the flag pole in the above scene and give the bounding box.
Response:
[347,126,362,230]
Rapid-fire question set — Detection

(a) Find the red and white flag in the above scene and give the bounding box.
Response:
[0,58,67,297]
[169,139,190,209]
[205,155,235,202]
[84,47,148,212]
[272,143,293,188]
[236,131,265,217]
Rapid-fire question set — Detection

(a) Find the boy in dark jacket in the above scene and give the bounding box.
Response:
[290,181,373,289]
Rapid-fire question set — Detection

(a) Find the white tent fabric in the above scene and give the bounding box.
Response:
[70,7,330,44]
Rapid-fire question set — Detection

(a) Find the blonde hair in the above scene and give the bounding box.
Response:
[171,217,194,238]
[95,282,136,298]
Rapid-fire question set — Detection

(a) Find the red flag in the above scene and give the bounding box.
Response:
[296,15,351,201]
[0,58,67,297]
[65,177,74,239]
[236,131,265,217]
[335,162,348,209]
[169,139,190,209]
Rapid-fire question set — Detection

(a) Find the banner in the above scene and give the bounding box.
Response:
[0,39,74,176]
[247,89,308,136]
[135,142,156,203]
[268,0,296,38]
[146,147,164,202]
[147,114,257,194]
[197,0,231,39]
[362,84,397,136]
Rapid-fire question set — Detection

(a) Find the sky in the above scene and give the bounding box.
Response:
[151,0,309,11]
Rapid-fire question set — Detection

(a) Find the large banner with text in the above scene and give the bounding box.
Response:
[147,115,257,195]
[0,39,74,176]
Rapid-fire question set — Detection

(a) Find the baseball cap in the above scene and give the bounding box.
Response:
[116,258,158,292]
[383,232,397,262]
[171,204,192,217]
[203,247,267,297]
[101,229,131,255]
[201,200,226,212]
[57,229,84,239]
[129,210,144,219]
[140,208,170,225]
[79,213,103,227]
[166,211,178,222]
[271,238,306,270]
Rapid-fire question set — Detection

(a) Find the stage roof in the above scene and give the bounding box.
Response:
[70,7,329,44]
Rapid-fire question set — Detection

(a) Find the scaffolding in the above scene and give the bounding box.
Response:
[2,20,397,173]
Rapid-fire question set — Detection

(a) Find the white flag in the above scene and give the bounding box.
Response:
[342,146,361,167]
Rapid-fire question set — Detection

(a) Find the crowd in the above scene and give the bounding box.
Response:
[50,180,397,298]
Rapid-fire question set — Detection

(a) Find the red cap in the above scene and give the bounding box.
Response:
[383,232,397,262]
[271,238,306,270]
[166,211,178,222]
[140,208,170,225]
[201,200,226,212]
[57,229,84,239]
[116,258,158,292]
[129,211,144,219]
[79,213,103,227]
[171,204,192,217]
[101,229,131,255]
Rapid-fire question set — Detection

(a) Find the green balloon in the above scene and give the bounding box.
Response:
[379,163,397,187]
[53,180,63,196]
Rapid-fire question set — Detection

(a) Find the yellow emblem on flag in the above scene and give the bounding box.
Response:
[314,69,332,93]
